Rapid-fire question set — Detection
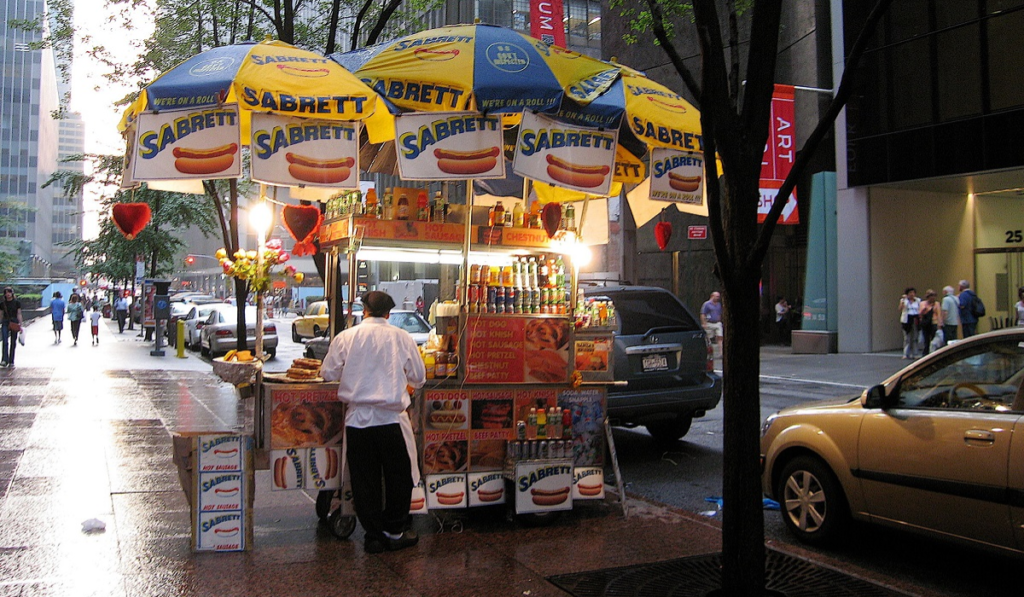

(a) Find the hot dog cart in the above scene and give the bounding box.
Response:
[313,190,619,522]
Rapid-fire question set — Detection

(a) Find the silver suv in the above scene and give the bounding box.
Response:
[584,285,721,442]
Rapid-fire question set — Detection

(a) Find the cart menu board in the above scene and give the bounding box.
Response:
[465,316,570,384]
[422,389,470,476]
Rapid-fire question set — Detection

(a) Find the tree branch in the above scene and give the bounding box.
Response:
[645,0,702,106]
[751,0,894,266]
[739,1,782,138]
[363,0,404,47]
[725,0,740,101]
[350,0,374,52]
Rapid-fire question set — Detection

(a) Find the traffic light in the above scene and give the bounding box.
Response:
[185,255,196,266]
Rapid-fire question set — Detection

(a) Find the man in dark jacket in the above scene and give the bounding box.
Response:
[957,280,980,338]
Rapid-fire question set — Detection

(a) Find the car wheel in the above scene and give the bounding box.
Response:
[775,455,848,545]
[266,348,276,360]
[200,343,210,357]
[292,324,300,343]
[313,324,322,338]
[645,414,693,443]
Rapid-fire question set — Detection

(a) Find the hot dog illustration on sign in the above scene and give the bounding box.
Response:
[393,111,505,181]
[249,112,360,188]
[513,111,617,196]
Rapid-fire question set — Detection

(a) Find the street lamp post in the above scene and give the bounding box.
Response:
[249,200,273,360]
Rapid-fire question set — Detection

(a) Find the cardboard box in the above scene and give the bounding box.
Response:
[171,432,255,552]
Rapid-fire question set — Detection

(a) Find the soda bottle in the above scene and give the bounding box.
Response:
[382,193,394,220]
[491,201,504,227]
[364,188,378,219]
[513,202,525,227]
[565,202,576,232]
[536,407,547,438]
[433,190,446,223]
[351,190,363,216]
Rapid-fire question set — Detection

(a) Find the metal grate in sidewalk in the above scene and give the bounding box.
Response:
[547,549,909,597]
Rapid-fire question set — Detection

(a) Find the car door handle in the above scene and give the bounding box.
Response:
[964,429,995,444]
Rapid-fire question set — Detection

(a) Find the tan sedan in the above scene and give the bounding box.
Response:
[761,328,1024,556]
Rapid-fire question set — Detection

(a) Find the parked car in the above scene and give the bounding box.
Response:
[292,300,363,342]
[303,309,431,360]
[182,304,219,351]
[582,285,721,442]
[166,302,192,345]
[199,305,279,359]
[761,328,1024,556]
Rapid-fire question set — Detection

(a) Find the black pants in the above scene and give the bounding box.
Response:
[345,423,412,541]
[70,319,82,342]
[116,309,127,332]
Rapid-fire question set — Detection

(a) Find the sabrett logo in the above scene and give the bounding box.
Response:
[428,476,462,493]
[470,473,503,491]
[200,513,240,533]
[518,128,615,156]
[200,474,240,493]
[398,114,499,159]
[652,154,703,178]
[517,464,572,491]
[251,122,356,160]
[138,109,237,160]
[240,87,367,116]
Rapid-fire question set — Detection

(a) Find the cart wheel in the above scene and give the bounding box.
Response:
[315,489,335,521]
[327,508,356,539]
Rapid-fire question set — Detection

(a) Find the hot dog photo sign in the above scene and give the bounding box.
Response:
[133,106,242,181]
[514,111,617,196]
[250,113,359,188]
[649,148,706,206]
[394,111,505,180]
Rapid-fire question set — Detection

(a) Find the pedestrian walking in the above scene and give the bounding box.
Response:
[899,288,921,359]
[940,285,960,343]
[89,305,102,345]
[67,294,85,346]
[700,291,723,357]
[51,291,66,344]
[918,289,941,355]
[775,296,790,346]
[319,291,426,554]
[1,287,23,368]
[114,293,129,333]
[957,280,984,338]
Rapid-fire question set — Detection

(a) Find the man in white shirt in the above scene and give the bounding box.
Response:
[113,293,130,333]
[320,291,426,554]
[940,285,960,343]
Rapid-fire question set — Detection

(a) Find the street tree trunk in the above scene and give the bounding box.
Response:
[641,0,895,594]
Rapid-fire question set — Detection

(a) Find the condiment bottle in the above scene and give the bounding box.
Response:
[446,342,458,377]
[434,348,448,379]
[512,202,525,227]
[396,193,410,220]
[364,188,378,219]
[417,190,429,221]
[424,350,435,380]
[470,264,482,286]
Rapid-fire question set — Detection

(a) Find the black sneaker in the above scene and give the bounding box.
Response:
[364,537,386,554]
[385,530,418,551]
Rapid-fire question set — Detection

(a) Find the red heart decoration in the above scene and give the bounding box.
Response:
[282,204,323,256]
[655,221,672,251]
[112,203,152,240]
[541,203,562,239]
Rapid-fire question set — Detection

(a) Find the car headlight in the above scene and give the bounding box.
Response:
[761,413,779,438]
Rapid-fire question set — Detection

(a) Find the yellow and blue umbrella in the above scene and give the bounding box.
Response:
[120,39,392,141]
[331,23,618,126]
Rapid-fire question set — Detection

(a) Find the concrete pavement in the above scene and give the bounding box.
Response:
[0,318,938,596]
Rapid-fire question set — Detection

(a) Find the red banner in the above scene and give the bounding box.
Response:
[530,0,566,47]
[759,84,799,225]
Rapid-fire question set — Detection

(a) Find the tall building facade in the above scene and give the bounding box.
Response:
[53,111,84,277]
[0,0,62,278]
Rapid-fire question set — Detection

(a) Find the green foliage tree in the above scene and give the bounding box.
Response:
[44,154,219,290]
[0,200,35,281]
[614,1,893,594]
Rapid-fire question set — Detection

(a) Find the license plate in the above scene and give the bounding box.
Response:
[642,354,668,372]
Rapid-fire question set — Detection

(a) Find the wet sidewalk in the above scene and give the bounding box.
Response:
[0,318,924,597]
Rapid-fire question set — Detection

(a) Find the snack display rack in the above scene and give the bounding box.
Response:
[313,194,622,520]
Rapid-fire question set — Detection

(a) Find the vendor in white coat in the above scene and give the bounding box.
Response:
[320,291,426,554]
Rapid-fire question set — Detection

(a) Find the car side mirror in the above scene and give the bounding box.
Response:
[863,384,891,409]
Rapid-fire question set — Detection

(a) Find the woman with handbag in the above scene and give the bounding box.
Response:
[1,287,23,368]
[899,287,921,359]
